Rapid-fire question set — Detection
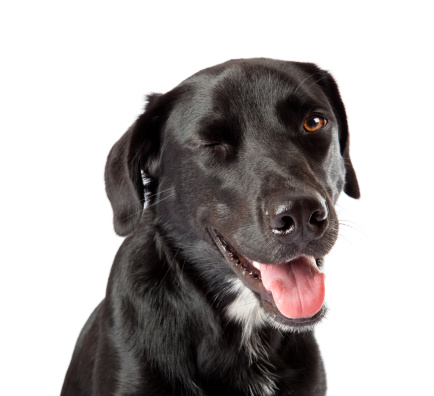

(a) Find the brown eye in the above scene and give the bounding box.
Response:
[303,116,327,132]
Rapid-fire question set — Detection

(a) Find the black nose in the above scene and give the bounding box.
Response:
[267,194,329,244]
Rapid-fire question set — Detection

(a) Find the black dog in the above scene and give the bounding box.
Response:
[61,58,359,396]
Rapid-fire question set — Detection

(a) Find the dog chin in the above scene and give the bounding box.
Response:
[263,305,327,333]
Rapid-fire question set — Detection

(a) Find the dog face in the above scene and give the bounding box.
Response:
[105,58,359,331]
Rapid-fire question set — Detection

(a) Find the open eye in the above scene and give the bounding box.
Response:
[303,116,327,132]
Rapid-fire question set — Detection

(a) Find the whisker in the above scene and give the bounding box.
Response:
[123,187,175,209]
[142,191,175,209]
[145,186,175,200]
[339,223,357,230]
[306,75,329,89]
[121,192,175,221]
[335,203,358,217]
[339,219,366,238]
[293,71,322,94]
[180,258,187,274]
[159,248,180,287]
[337,232,356,250]
[339,218,360,225]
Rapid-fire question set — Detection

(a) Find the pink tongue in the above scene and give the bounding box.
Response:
[259,256,325,319]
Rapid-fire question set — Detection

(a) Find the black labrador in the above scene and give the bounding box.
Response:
[61,58,359,396]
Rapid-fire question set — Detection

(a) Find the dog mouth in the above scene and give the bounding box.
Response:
[209,228,326,326]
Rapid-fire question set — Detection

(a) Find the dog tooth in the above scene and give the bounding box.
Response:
[252,261,261,270]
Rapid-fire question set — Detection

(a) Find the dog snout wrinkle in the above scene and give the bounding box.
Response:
[268,194,329,244]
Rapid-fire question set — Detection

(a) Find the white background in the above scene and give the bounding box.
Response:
[1,1,433,395]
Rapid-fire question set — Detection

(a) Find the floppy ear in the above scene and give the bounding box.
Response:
[307,66,360,199]
[104,92,174,236]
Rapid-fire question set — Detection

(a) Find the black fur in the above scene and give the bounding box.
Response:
[62,58,359,396]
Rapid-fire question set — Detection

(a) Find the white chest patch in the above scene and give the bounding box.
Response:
[225,279,277,396]
[226,279,266,343]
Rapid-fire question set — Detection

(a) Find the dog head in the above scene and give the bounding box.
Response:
[105,58,359,331]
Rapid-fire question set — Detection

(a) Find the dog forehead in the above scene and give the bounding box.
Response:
[188,60,305,104]
[164,60,333,143]
[192,61,329,114]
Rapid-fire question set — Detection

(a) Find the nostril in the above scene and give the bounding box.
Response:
[309,208,327,225]
[308,205,329,239]
[272,214,295,235]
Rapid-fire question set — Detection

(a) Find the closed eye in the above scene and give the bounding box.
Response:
[198,141,223,148]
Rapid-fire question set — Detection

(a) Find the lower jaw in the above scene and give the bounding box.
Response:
[209,228,327,329]
[262,301,326,329]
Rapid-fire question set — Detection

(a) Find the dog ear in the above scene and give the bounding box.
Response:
[104,91,180,236]
[307,66,360,199]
